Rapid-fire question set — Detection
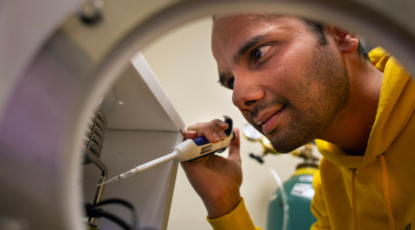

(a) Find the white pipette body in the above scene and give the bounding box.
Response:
[97,116,234,187]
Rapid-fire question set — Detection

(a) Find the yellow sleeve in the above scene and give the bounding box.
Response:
[310,170,332,230]
[207,198,262,230]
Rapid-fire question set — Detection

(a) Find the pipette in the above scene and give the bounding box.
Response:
[97,116,235,187]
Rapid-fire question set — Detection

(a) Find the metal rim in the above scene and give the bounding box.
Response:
[42,0,415,228]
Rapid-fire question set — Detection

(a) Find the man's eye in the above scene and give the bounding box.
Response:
[252,45,272,61]
[228,78,235,89]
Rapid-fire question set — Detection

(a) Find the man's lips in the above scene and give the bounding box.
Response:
[258,107,285,134]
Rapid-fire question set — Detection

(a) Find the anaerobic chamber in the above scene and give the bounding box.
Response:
[1,0,415,229]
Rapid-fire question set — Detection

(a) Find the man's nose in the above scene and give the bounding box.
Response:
[232,71,264,110]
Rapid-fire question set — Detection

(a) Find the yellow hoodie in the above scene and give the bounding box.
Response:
[311,49,415,230]
[208,47,415,230]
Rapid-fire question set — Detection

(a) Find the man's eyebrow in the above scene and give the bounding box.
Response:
[232,34,268,63]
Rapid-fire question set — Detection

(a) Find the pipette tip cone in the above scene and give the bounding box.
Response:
[96,176,120,187]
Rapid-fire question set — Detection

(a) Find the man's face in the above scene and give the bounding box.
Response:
[212,14,350,152]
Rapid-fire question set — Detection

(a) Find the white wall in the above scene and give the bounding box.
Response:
[141,18,305,230]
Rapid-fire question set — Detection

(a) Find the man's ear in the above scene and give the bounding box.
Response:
[330,26,359,54]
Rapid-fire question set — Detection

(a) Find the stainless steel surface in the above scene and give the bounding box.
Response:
[1,0,415,230]
[88,172,107,224]
[83,110,108,224]
[96,174,119,187]
[84,110,107,164]
[84,147,108,224]
[84,148,108,173]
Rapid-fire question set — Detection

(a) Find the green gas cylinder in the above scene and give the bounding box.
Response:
[267,166,318,230]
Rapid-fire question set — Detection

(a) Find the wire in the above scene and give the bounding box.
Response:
[96,198,137,229]
[87,206,131,230]
[85,198,138,230]
[248,154,288,230]
[268,165,289,230]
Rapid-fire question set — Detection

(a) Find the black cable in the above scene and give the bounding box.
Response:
[85,198,137,230]
[86,204,130,230]
[95,198,137,230]
[95,209,131,230]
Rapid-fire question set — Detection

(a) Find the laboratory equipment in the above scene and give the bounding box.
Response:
[83,109,109,226]
[85,198,137,230]
[82,54,185,230]
[2,0,415,229]
[268,165,289,230]
[243,123,279,158]
[267,144,319,230]
[97,116,234,187]
[84,109,107,165]
[243,124,319,230]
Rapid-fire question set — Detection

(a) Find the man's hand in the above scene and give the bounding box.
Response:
[181,119,242,219]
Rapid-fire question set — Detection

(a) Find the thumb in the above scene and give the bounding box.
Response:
[228,128,241,161]
[183,130,197,140]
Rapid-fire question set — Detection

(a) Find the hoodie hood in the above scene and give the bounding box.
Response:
[316,47,415,173]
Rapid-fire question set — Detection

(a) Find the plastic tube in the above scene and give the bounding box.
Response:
[268,165,289,230]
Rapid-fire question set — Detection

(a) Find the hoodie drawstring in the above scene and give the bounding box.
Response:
[379,154,396,230]
[351,169,358,230]
[352,156,396,230]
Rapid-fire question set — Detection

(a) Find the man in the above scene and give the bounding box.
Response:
[181,13,415,230]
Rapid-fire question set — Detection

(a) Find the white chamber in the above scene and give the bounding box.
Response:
[1,0,415,230]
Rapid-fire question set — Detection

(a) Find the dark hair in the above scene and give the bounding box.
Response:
[213,15,370,60]
[302,19,370,60]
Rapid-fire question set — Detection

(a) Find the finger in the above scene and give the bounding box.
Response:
[180,153,214,170]
[210,121,227,140]
[211,119,229,130]
[187,123,201,132]
[186,118,230,143]
[187,123,221,143]
[183,130,197,140]
[203,127,221,143]
[228,128,241,161]
[187,123,213,137]
[219,121,229,130]
[211,119,230,140]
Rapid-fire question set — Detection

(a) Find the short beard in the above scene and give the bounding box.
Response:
[265,46,350,153]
